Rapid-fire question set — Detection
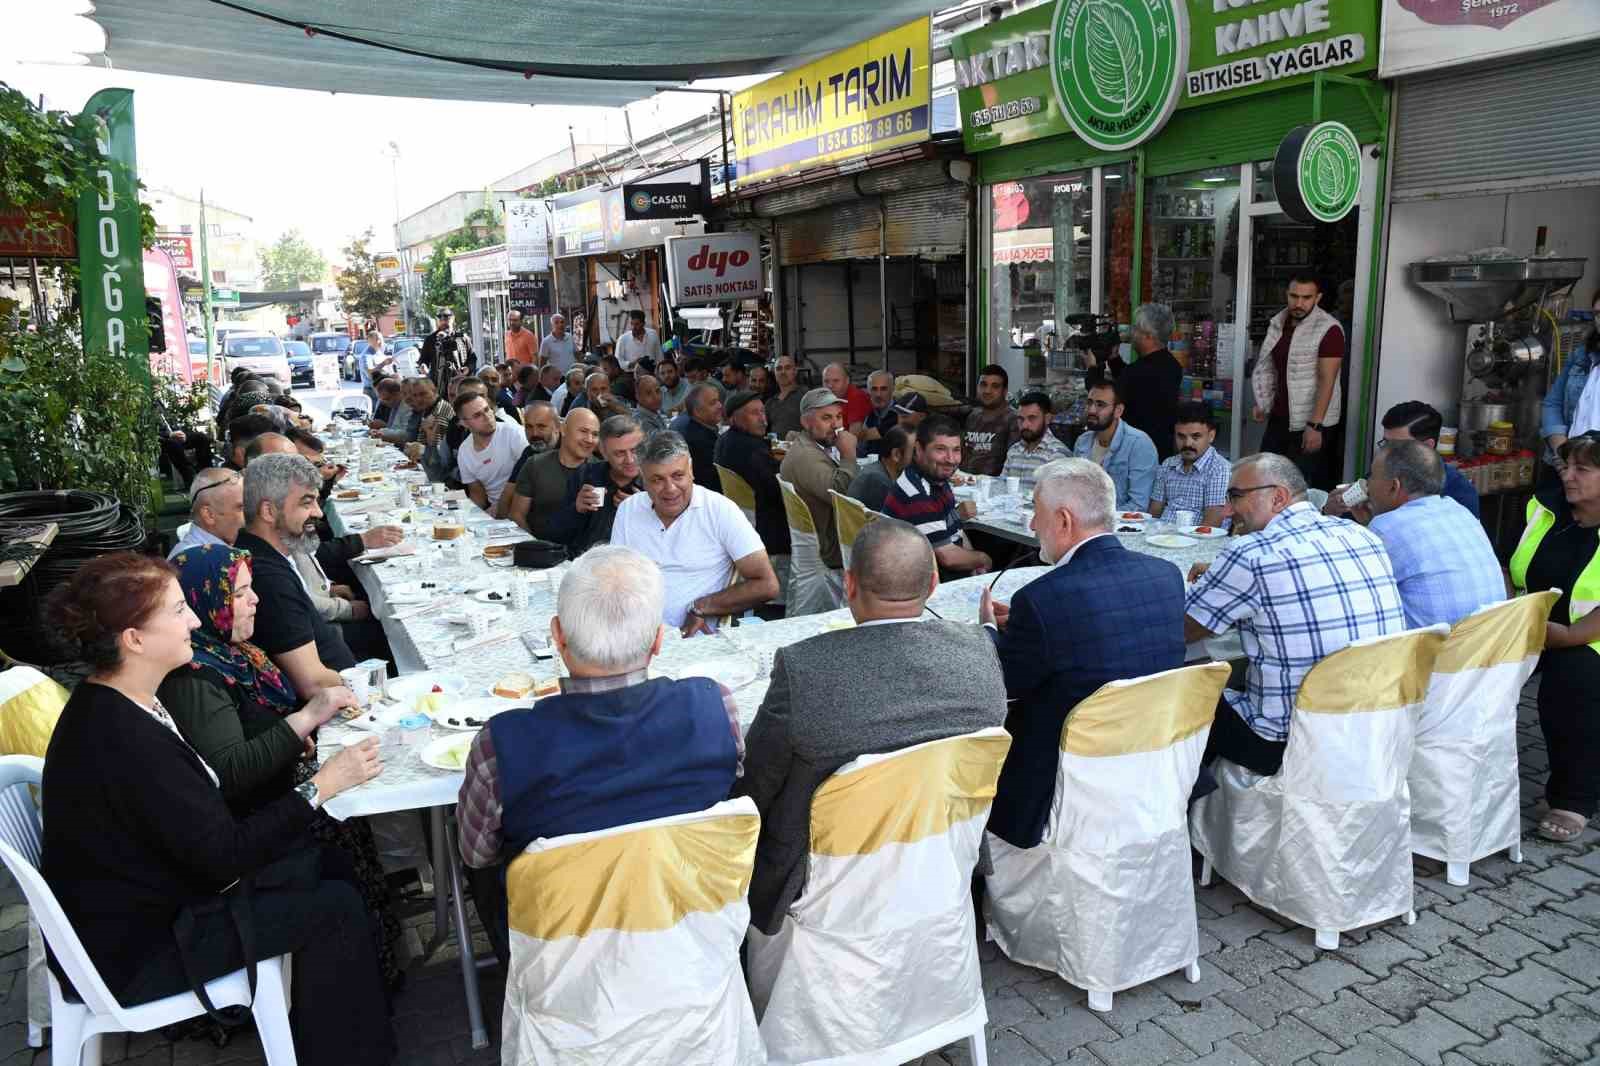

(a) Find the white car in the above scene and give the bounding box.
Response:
[222,332,292,388]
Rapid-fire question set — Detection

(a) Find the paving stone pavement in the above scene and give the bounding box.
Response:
[2,679,1598,1065]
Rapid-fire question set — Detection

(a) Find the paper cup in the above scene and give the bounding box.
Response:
[1006,476,1021,496]
[338,667,371,707]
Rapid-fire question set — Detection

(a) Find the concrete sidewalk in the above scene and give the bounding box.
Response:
[2,678,1596,1065]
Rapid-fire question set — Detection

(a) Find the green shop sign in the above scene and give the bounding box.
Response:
[1050,0,1187,152]
[1273,120,1362,223]
[952,0,1379,153]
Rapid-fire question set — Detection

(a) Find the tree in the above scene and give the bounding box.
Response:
[420,206,503,323]
[259,229,328,290]
[335,228,401,326]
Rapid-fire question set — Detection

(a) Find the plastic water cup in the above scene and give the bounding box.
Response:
[1006,476,1021,497]
[509,580,531,612]
[468,612,495,639]
[1170,509,1200,529]
[337,666,371,708]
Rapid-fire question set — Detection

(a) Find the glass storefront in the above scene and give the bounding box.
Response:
[989,172,1092,368]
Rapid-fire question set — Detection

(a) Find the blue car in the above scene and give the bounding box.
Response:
[285,340,314,388]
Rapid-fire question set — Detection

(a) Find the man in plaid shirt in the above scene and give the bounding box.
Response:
[1150,401,1231,527]
[1185,453,1405,775]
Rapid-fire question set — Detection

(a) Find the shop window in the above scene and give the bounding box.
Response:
[989,173,1092,376]
[1142,167,1242,454]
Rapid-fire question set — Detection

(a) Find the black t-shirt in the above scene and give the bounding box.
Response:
[234,530,356,671]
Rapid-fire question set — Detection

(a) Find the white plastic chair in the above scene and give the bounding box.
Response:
[1411,592,1556,885]
[748,728,1012,1065]
[174,522,192,542]
[1191,626,1448,950]
[0,756,298,1066]
[502,797,765,1065]
[986,662,1231,1012]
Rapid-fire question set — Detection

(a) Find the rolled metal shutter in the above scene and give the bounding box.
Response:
[884,184,967,259]
[776,200,882,265]
[1392,43,1600,201]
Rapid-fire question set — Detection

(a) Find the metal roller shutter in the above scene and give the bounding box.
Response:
[777,199,882,265]
[1392,44,1600,201]
[883,184,967,259]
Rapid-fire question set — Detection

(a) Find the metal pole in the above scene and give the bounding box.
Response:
[200,190,215,389]
[845,261,856,365]
[1130,149,1146,322]
[27,258,47,329]
[719,92,732,187]
[879,199,888,370]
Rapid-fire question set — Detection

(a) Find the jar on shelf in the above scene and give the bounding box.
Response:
[1516,450,1535,487]
[1486,421,1515,456]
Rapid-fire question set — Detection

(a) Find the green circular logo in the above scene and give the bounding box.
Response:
[629,190,652,214]
[1297,122,1362,223]
[1049,0,1188,152]
[1273,122,1363,224]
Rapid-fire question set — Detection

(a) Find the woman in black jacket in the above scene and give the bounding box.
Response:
[41,552,394,1066]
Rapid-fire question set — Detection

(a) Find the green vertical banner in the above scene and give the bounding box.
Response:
[75,88,148,380]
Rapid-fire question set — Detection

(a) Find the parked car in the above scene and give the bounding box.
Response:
[221,332,291,388]
[348,340,374,382]
[285,340,314,387]
[308,332,354,380]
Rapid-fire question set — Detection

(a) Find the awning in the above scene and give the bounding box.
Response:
[89,0,942,106]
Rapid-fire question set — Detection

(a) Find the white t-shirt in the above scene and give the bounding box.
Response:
[458,422,528,507]
[615,328,662,370]
[610,486,766,627]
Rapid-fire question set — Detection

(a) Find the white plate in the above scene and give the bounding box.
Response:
[1181,525,1228,539]
[343,705,415,732]
[386,673,473,705]
[1145,532,1198,549]
[425,695,523,731]
[473,589,516,605]
[384,580,447,605]
[672,657,760,692]
[419,733,474,772]
[444,603,506,626]
[1118,511,1154,523]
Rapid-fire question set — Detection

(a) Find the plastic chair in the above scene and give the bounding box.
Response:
[0,755,297,1066]
[1191,626,1448,950]
[778,478,840,616]
[716,464,760,529]
[501,798,765,1065]
[986,662,1231,1012]
[748,728,1012,1065]
[829,490,880,571]
[1411,592,1557,885]
[1305,488,1329,511]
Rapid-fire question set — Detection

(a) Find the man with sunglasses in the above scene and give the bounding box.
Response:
[1185,453,1404,776]
[167,469,246,559]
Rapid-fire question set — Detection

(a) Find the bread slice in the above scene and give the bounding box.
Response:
[493,671,535,699]
[532,676,560,699]
[432,523,465,541]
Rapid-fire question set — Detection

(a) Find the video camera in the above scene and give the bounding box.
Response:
[1057,313,1123,372]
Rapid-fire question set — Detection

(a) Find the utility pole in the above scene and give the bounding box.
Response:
[388,141,406,330]
[200,189,215,391]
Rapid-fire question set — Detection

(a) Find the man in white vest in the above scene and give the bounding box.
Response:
[1250,273,1345,489]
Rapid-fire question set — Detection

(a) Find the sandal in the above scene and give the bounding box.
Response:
[1538,809,1588,843]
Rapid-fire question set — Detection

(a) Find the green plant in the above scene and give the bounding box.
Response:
[0,313,159,512]
[420,207,504,323]
[335,227,402,326]
[0,80,157,251]
[259,228,329,290]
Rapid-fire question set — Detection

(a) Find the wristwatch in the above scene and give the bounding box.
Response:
[1306,422,1326,432]
[296,780,322,810]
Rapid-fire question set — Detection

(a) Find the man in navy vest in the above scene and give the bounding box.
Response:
[456,545,745,965]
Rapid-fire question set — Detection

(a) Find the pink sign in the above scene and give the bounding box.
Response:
[143,247,193,386]
[1397,0,1562,29]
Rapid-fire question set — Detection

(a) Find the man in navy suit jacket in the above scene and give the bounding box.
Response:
[980,458,1187,849]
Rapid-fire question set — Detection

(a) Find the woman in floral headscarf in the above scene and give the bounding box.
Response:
[159,544,402,987]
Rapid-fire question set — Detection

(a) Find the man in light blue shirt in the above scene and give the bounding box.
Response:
[1072,378,1159,511]
[1367,440,1505,629]
[167,469,246,559]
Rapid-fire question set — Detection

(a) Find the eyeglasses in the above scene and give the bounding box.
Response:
[189,474,241,503]
[1225,484,1281,502]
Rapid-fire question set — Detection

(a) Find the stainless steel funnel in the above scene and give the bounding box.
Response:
[1409,257,1586,322]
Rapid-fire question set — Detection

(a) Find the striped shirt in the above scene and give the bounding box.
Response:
[884,465,960,548]
[1186,501,1405,742]
[1151,446,1231,517]
[1000,433,1073,485]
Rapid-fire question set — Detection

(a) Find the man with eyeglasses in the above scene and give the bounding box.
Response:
[1184,453,1404,776]
[1072,379,1158,511]
[1325,402,1480,521]
[167,469,246,558]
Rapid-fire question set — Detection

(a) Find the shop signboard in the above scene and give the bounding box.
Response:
[312,355,340,392]
[76,88,148,372]
[550,187,606,258]
[374,254,402,278]
[1379,0,1600,78]
[1049,0,1188,151]
[0,209,76,258]
[623,160,710,220]
[509,277,552,316]
[731,17,931,185]
[952,0,1379,153]
[504,198,550,273]
[153,233,193,269]
[665,233,762,305]
[1273,121,1363,223]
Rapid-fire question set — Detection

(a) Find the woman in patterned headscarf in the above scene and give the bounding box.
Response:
[158,544,403,987]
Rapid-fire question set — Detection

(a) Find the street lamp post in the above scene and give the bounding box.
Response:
[387,140,408,331]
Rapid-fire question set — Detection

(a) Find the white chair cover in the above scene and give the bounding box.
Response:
[1190,626,1448,945]
[716,464,760,529]
[748,728,1012,1066]
[986,662,1231,1007]
[502,798,765,1066]
[780,478,840,617]
[830,490,879,572]
[1411,592,1556,883]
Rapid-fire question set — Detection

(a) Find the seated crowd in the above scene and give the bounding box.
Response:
[35,330,1564,1064]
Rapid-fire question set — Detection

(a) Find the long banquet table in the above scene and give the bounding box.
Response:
[313,427,1239,1048]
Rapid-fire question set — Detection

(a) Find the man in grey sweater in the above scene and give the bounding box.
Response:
[735,517,1009,934]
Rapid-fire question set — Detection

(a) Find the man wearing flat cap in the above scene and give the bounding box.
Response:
[779,387,860,613]
[715,390,791,595]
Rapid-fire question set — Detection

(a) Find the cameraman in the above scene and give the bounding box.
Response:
[1119,303,1183,461]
